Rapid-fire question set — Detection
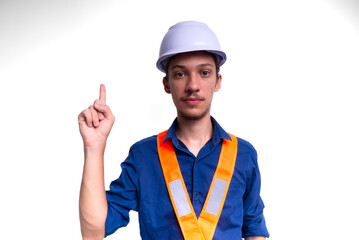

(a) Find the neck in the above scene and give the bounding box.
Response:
[175,115,213,157]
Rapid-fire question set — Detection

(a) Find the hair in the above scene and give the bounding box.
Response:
[164,52,220,81]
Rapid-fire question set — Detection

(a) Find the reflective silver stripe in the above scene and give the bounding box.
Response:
[169,179,192,217]
[204,178,227,215]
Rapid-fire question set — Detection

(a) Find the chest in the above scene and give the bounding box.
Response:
[138,146,247,217]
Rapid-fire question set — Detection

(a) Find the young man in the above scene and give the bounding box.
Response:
[79,21,269,240]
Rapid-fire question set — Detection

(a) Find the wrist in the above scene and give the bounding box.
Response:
[84,143,106,156]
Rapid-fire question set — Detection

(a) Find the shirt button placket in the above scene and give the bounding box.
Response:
[192,158,200,214]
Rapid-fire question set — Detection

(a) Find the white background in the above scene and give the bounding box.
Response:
[1,0,358,239]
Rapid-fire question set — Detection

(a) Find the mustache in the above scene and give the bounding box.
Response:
[180,94,205,101]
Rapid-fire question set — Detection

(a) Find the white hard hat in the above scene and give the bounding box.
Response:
[156,21,227,73]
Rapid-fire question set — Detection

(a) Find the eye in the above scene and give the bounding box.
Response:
[201,70,211,76]
[174,72,186,78]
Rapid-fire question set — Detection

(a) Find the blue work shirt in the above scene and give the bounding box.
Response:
[105,117,269,239]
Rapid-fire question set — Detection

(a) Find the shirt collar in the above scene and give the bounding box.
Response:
[163,116,232,148]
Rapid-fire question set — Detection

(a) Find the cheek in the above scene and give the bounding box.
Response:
[169,87,181,103]
[205,83,218,94]
[169,81,185,94]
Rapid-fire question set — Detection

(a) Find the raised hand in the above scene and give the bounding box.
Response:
[78,84,115,148]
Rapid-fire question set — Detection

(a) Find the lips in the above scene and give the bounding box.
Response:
[181,96,204,105]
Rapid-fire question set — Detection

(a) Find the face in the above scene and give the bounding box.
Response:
[163,51,222,121]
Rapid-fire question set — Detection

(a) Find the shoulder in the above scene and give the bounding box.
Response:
[236,136,257,157]
[122,135,158,169]
[230,134,258,166]
[130,135,158,154]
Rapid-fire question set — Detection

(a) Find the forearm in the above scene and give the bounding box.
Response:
[245,237,266,240]
[79,146,108,239]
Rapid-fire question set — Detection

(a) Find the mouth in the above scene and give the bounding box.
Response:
[181,96,204,105]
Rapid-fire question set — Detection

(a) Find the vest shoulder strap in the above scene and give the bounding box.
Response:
[157,130,238,240]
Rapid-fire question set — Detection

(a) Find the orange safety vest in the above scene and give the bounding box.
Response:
[157,131,238,240]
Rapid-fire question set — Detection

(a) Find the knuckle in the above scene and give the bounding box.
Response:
[82,109,89,116]
[105,104,111,111]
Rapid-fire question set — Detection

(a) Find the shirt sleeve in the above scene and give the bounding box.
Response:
[105,147,139,237]
[242,146,270,238]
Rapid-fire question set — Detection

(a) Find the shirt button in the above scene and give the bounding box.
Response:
[195,193,199,198]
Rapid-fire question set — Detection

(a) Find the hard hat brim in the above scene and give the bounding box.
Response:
[156,50,226,73]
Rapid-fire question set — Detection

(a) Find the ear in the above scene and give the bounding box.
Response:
[163,77,171,94]
[214,74,222,92]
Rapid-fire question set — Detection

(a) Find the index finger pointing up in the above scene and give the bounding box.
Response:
[99,84,106,104]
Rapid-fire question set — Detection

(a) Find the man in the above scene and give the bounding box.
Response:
[78,21,269,240]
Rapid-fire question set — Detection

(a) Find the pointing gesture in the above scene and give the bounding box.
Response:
[98,84,106,120]
[78,84,115,148]
[99,83,106,103]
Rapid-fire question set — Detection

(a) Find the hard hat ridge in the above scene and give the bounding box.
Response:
[156,21,227,73]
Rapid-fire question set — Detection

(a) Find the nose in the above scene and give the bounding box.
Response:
[185,73,200,93]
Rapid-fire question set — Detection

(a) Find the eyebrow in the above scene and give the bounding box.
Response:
[170,63,215,71]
